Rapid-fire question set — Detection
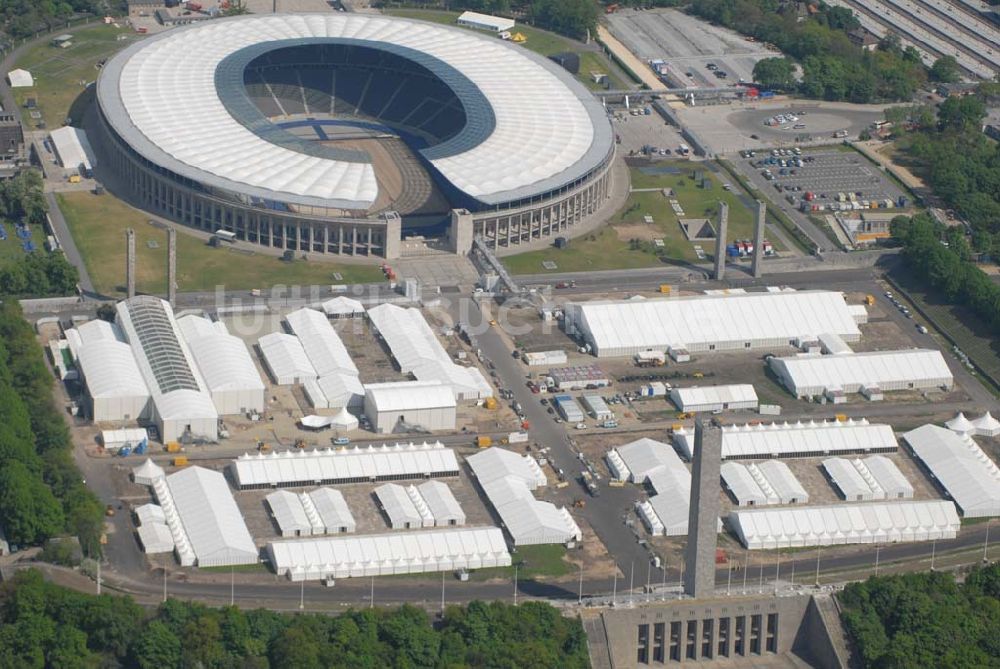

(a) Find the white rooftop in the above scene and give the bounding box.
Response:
[257,332,316,384]
[670,384,758,409]
[903,424,1000,518]
[364,380,456,413]
[769,349,953,395]
[165,466,257,566]
[50,126,96,171]
[7,68,32,87]
[321,296,365,316]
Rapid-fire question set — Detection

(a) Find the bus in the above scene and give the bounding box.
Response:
[678,143,690,156]
[214,229,237,243]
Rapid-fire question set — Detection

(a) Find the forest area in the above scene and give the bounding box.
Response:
[0,570,590,669]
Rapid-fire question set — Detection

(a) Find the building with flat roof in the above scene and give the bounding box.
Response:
[769,349,953,399]
[363,380,457,434]
[903,424,1000,518]
[670,384,758,413]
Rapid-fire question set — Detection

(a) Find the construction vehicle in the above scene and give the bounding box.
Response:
[68,174,81,184]
[294,438,307,449]
[835,414,848,422]
[865,294,876,306]
[165,442,181,453]
[476,435,493,448]
[172,456,188,467]
[256,440,271,454]
[483,396,498,410]
[608,479,626,488]
[659,284,671,294]
[676,411,694,420]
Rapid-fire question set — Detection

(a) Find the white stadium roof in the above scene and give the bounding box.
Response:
[231,441,459,489]
[729,500,960,550]
[673,418,897,460]
[267,527,511,581]
[163,466,258,567]
[565,290,861,357]
[903,424,1000,518]
[97,14,609,209]
[769,349,953,397]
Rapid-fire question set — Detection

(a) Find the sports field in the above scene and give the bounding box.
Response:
[57,191,384,296]
[504,162,783,274]
[384,8,625,91]
[11,24,136,130]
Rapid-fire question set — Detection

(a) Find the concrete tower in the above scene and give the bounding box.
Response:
[684,418,723,599]
[751,200,766,279]
[713,201,728,281]
[167,227,177,306]
[126,228,136,299]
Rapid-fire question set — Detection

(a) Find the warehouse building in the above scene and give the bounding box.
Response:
[823,458,880,502]
[267,490,314,537]
[416,480,466,526]
[606,438,679,482]
[768,349,953,399]
[66,319,150,423]
[153,466,257,567]
[231,441,459,490]
[669,384,758,413]
[581,394,613,421]
[721,461,808,507]
[523,350,567,366]
[673,418,897,460]
[564,290,861,358]
[256,332,316,385]
[265,488,356,536]
[177,315,265,415]
[467,448,580,546]
[375,483,430,529]
[364,380,457,433]
[285,308,363,410]
[903,424,1000,518]
[729,500,960,550]
[553,394,585,423]
[267,527,511,581]
[116,297,218,442]
[368,304,492,400]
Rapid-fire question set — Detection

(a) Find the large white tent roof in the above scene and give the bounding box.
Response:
[267,490,314,536]
[754,460,809,504]
[177,316,264,395]
[267,527,511,580]
[76,339,149,400]
[417,481,465,524]
[824,457,879,501]
[769,349,953,394]
[730,500,960,550]
[7,68,32,87]
[165,466,258,566]
[364,380,456,413]
[98,14,608,208]
[132,458,165,485]
[50,125,96,170]
[670,384,758,409]
[232,441,459,488]
[903,424,1000,517]
[722,462,775,506]
[285,308,358,378]
[306,488,355,533]
[321,296,365,317]
[467,447,546,488]
[137,522,175,554]
[674,418,897,460]
[566,290,860,355]
[613,438,683,483]
[375,483,426,528]
[257,332,316,384]
[859,456,913,499]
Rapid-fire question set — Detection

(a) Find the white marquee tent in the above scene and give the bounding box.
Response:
[132,458,165,486]
[375,483,430,529]
[257,332,316,385]
[267,490,315,538]
[306,488,356,534]
[903,424,1000,518]
[135,503,166,526]
[669,384,759,413]
[417,481,466,526]
[364,380,457,434]
[606,438,680,482]
[722,462,778,507]
[673,418,897,460]
[7,68,33,87]
[177,315,265,415]
[729,500,960,549]
[824,457,880,501]
[769,349,953,398]
[859,456,913,500]
[137,522,175,554]
[267,527,511,581]
[755,461,809,505]
[322,296,366,318]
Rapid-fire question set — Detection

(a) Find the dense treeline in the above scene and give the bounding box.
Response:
[0,569,589,668]
[690,0,926,102]
[891,213,1000,336]
[0,300,103,554]
[0,170,79,297]
[840,563,1000,667]
[0,0,103,40]
[386,0,599,40]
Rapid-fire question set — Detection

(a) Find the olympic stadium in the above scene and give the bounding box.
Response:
[94,14,615,259]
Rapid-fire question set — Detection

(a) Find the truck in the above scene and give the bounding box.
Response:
[580,470,600,497]
[173,456,189,467]
[165,442,181,453]
[476,435,493,448]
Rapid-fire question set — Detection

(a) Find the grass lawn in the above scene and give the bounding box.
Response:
[470,544,574,581]
[0,221,44,267]
[12,24,136,130]
[505,162,784,274]
[199,562,270,574]
[57,191,385,296]
[383,8,623,90]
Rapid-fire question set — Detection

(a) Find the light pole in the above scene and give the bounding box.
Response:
[162,567,167,603]
[299,578,304,610]
[513,564,518,606]
[441,572,446,615]
[931,538,937,571]
[578,563,584,605]
[370,576,374,609]
[629,561,634,604]
[985,520,992,564]
[814,545,821,586]
[874,544,881,577]
[230,564,234,606]
[96,559,101,595]
[612,570,617,607]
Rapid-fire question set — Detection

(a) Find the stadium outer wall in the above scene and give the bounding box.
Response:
[93,104,615,261]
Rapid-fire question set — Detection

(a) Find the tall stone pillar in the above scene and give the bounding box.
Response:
[448,208,473,255]
[167,227,177,306]
[684,418,723,599]
[714,202,728,281]
[751,200,766,279]
[126,228,136,299]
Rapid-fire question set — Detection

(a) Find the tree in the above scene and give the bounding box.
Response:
[0,460,64,545]
[752,57,795,89]
[938,95,986,131]
[930,55,961,83]
[130,621,182,669]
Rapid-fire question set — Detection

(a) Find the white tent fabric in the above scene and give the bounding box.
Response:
[364,380,455,413]
[322,296,366,317]
[176,315,265,414]
[730,500,961,549]
[947,412,975,435]
[267,490,315,537]
[368,304,493,400]
[722,462,773,507]
[824,458,880,501]
[305,488,355,534]
[375,483,429,529]
[138,522,175,554]
[135,503,166,526]
[152,476,196,566]
[164,466,258,566]
[107,14,600,206]
[903,424,1000,518]
[132,458,165,486]
[76,338,149,401]
[257,332,316,385]
[7,68,32,87]
[285,308,358,377]
[468,448,578,545]
[267,527,511,581]
[769,349,953,398]
[859,456,913,500]
[973,412,1000,438]
[231,442,459,489]
[610,438,680,483]
[330,407,359,430]
[669,384,758,412]
[564,290,861,357]
[754,461,809,504]
[673,418,897,460]
[50,126,96,170]
[301,415,334,430]
[417,481,466,526]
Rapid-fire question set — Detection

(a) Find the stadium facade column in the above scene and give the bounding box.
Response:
[448,209,473,254]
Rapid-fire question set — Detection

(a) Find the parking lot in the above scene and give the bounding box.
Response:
[609,108,688,158]
[605,8,780,89]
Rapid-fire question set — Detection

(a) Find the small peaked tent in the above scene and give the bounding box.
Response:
[300,415,334,430]
[330,407,359,431]
[132,458,166,486]
[321,296,365,318]
[7,69,33,87]
[974,412,1000,438]
[946,412,975,435]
